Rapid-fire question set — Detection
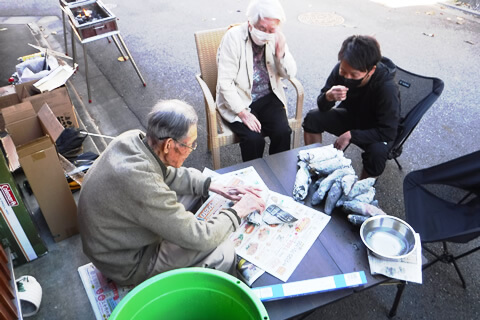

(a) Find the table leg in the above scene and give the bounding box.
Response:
[62,11,68,56]
[82,43,92,103]
[116,33,147,86]
[388,281,406,318]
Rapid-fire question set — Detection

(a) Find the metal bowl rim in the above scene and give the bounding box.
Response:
[360,215,418,260]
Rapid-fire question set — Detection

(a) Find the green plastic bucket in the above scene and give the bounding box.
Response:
[109,267,269,320]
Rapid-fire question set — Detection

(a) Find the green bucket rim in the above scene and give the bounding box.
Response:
[109,267,269,320]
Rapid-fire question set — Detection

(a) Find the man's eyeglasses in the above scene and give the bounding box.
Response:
[158,137,197,151]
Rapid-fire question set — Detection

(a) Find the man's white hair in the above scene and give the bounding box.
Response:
[246,0,286,25]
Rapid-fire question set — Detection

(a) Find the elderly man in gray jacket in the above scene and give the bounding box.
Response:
[78,100,265,286]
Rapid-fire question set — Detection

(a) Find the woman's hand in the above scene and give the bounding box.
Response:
[238,109,262,133]
[275,30,286,58]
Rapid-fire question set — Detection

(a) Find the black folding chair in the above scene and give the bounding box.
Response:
[403,150,480,287]
[344,63,444,171]
[387,151,480,317]
[387,66,444,169]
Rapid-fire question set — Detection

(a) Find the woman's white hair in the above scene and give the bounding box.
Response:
[246,0,286,25]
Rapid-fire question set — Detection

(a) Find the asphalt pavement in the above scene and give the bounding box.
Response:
[1,0,480,319]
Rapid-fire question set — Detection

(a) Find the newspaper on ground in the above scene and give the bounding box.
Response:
[196,166,331,282]
[78,263,134,320]
[367,233,422,284]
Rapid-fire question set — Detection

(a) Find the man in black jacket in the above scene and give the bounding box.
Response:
[303,35,400,179]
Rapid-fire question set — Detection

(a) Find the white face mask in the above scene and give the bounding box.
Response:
[249,26,275,46]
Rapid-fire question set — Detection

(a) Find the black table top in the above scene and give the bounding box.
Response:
[264,146,387,288]
[217,147,387,319]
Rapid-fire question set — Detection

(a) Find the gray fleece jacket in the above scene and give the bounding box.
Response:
[77,130,240,285]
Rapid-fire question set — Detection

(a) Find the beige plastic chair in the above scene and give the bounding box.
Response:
[194,26,304,170]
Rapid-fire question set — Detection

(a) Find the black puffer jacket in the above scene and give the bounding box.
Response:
[317,57,400,145]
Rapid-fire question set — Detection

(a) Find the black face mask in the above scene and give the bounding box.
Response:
[341,77,363,89]
[340,70,370,89]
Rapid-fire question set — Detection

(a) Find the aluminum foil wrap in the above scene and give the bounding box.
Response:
[297,144,343,163]
[292,161,311,201]
[352,186,376,204]
[342,200,387,216]
[246,210,262,226]
[324,180,343,215]
[312,167,355,205]
[341,174,357,195]
[309,157,352,176]
[346,177,376,200]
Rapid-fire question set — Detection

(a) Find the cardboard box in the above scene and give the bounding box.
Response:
[0,81,39,130]
[0,81,38,109]
[2,102,43,147]
[23,86,79,128]
[2,102,78,242]
[0,149,47,266]
[0,82,78,130]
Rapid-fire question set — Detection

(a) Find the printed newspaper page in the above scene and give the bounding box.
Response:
[196,166,270,222]
[367,233,422,284]
[78,263,134,320]
[196,167,331,282]
[231,191,330,282]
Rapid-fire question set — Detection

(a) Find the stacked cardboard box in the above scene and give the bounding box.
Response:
[0,81,78,130]
[0,82,81,265]
[2,102,78,242]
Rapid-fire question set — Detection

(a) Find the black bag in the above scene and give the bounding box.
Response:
[55,128,88,158]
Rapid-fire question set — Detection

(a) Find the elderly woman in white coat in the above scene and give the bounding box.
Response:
[216,0,297,161]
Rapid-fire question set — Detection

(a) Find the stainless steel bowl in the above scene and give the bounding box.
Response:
[360,215,418,260]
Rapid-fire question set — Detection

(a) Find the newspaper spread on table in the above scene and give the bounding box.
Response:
[196,166,331,282]
[367,233,422,284]
[78,262,134,320]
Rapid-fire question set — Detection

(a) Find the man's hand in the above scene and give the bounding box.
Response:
[238,109,261,133]
[209,183,263,201]
[232,192,266,219]
[275,30,286,58]
[326,85,349,102]
[334,131,351,150]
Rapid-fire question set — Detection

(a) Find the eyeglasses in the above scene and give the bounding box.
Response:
[158,137,197,151]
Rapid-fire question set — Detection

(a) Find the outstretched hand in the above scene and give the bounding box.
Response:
[232,192,266,219]
[209,183,263,201]
[209,183,266,218]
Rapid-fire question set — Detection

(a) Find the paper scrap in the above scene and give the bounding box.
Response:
[367,233,422,284]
